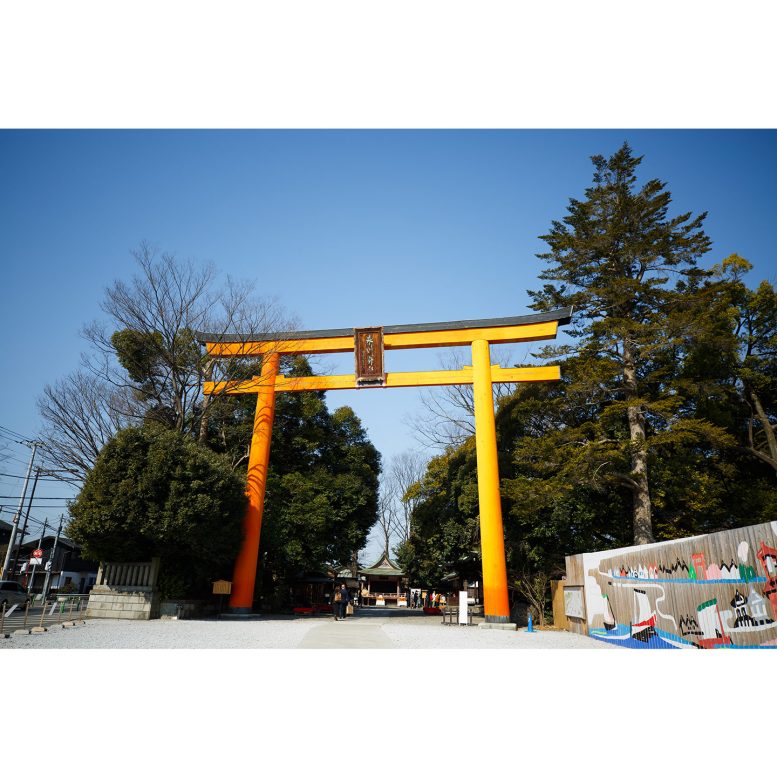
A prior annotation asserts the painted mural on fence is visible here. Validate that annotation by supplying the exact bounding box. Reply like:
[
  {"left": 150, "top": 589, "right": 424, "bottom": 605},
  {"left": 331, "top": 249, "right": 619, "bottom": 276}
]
[{"left": 573, "top": 520, "right": 777, "bottom": 649}]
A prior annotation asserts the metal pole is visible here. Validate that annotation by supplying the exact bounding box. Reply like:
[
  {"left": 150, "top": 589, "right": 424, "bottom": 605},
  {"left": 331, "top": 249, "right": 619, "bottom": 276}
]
[
  {"left": 41, "top": 515, "right": 63, "bottom": 601},
  {"left": 11, "top": 467, "right": 40, "bottom": 580},
  {"left": 1, "top": 442, "right": 37, "bottom": 580},
  {"left": 27, "top": 519, "right": 47, "bottom": 597}
]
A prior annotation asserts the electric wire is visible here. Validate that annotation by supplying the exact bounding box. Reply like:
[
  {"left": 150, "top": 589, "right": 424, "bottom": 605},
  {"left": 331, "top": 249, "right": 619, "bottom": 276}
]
[{"left": 0, "top": 425, "right": 32, "bottom": 443}]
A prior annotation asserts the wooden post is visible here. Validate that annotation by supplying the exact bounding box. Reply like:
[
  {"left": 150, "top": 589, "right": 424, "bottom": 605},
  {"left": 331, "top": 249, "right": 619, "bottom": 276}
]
[
  {"left": 229, "top": 353, "right": 280, "bottom": 612},
  {"left": 472, "top": 339, "right": 511, "bottom": 623}
]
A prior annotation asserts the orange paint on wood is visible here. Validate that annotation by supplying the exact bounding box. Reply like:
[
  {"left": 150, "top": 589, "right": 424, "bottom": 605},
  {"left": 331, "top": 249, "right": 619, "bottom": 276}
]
[{"left": 228, "top": 353, "right": 279, "bottom": 611}]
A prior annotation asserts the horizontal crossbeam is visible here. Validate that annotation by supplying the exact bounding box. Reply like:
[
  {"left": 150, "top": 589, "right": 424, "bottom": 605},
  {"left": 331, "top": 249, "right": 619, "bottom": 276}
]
[{"left": 204, "top": 365, "right": 561, "bottom": 394}]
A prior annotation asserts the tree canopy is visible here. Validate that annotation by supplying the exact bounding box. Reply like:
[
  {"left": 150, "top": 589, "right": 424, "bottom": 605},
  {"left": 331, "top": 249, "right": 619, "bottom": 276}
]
[
  {"left": 209, "top": 359, "right": 381, "bottom": 604},
  {"left": 528, "top": 142, "right": 713, "bottom": 544},
  {"left": 43, "top": 248, "right": 380, "bottom": 604},
  {"left": 400, "top": 145, "right": 777, "bottom": 618},
  {"left": 67, "top": 425, "right": 247, "bottom": 598}
]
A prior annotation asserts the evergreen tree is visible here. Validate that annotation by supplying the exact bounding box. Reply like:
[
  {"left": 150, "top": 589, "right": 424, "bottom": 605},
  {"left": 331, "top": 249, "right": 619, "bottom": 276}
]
[
  {"left": 528, "top": 143, "right": 712, "bottom": 544},
  {"left": 705, "top": 255, "right": 777, "bottom": 474},
  {"left": 67, "top": 426, "right": 246, "bottom": 598}
]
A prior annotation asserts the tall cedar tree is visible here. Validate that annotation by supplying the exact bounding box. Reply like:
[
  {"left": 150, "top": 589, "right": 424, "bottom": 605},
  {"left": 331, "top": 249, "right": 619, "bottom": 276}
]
[
  {"left": 528, "top": 144, "right": 711, "bottom": 544},
  {"left": 692, "top": 255, "right": 777, "bottom": 474}
]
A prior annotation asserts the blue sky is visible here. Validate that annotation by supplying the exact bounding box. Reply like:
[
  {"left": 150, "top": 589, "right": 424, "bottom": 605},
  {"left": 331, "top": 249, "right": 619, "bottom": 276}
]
[{"left": 1, "top": 129, "right": 776, "bottom": 548}]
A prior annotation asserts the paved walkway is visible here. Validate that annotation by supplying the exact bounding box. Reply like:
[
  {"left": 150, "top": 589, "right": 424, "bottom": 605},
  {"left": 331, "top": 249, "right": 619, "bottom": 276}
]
[
  {"left": 298, "top": 617, "right": 395, "bottom": 648},
  {"left": 1, "top": 607, "right": 617, "bottom": 649}
]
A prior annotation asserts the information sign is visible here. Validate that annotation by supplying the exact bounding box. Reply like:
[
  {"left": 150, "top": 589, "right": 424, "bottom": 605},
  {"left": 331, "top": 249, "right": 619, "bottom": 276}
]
[
  {"left": 212, "top": 580, "right": 232, "bottom": 595},
  {"left": 459, "top": 590, "right": 468, "bottom": 624}
]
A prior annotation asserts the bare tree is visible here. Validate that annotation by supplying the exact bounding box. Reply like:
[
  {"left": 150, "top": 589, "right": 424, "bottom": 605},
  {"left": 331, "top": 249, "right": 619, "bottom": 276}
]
[
  {"left": 515, "top": 570, "right": 550, "bottom": 628},
  {"left": 37, "top": 370, "right": 128, "bottom": 480},
  {"left": 406, "top": 346, "right": 515, "bottom": 449},
  {"left": 374, "top": 473, "right": 398, "bottom": 557},
  {"left": 365, "top": 449, "right": 428, "bottom": 561},
  {"left": 82, "top": 242, "right": 296, "bottom": 437},
  {"left": 387, "top": 450, "right": 427, "bottom": 546},
  {"left": 38, "top": 242, "right": 296, "bottom": 478}
]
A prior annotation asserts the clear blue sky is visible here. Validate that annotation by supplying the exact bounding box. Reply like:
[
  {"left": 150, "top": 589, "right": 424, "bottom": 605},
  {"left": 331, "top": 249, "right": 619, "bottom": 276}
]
[{"left": 1, "top": 129, "right": 776, "bottom": 545}]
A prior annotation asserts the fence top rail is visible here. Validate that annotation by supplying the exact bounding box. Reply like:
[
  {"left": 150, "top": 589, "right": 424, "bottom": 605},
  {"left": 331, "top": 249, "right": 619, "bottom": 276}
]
[{"left": 104, "top": 561, "right": 152, "bottom": 567}]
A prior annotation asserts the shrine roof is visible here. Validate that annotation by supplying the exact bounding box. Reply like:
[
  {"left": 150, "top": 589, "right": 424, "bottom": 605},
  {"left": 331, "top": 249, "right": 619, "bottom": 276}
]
[{"left": 360, "top": 551, "right": 405, "bottom": 577}]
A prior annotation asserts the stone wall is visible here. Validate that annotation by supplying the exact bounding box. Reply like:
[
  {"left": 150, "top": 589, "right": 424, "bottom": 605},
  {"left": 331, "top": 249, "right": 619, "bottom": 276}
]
[
  {"left": 85, "top": 558, "right": 161, "bottom": 620},
  {"left": 86, "top": 586, "right": 161, "bottom": 620}
]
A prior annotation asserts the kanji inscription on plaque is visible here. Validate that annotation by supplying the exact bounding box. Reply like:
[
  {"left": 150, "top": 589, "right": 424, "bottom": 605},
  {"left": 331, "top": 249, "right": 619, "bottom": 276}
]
[{"left": 354, "top": 327, "right": 385, "bottom": 386}]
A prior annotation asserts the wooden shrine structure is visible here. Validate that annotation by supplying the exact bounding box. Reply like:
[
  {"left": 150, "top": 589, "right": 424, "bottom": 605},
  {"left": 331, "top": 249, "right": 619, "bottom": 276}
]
[
  {"left": 197, "top": 307, "right": 571, "bottom": 623},
  {"left": 359, "top": 551, "right": 408, "bottom": 607}
]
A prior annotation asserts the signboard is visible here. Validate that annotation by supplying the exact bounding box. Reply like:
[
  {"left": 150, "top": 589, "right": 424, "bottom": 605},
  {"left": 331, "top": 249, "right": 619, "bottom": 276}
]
[
  {"left": 32, "top": 548, "right": 43, "bottom": 558},
  {"left": 212, "top": 580, "right": 232, "bottom": 595},
  {"left": 354, "top": 327, "right": 385, "bottom": 387},
  {"left": 28, "top": 557, "right": 42, "bottom": 566},
  {"left": 458, "top": 590, "right": 468, "bottom": 624},
  {"left": 563, "top": 586, "right": 585, "bottom": 619}
]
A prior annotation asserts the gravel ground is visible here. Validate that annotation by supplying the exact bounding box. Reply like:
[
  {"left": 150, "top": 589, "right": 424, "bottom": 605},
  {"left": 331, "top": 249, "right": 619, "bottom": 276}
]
[{"left": 0, "top": 610, "right": 617, "bottom": 649}]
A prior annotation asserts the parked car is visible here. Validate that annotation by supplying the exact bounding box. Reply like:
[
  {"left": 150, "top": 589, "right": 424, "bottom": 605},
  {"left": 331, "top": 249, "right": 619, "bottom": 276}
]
[{"left": 0, "top": 581, "right": 29, "bottom": 609}]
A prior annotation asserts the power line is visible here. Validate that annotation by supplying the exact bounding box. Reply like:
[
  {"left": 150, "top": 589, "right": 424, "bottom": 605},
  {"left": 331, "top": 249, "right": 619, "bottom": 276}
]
[
  {"left": 0, "top": 426, "right": 32, "bottom": 443},
  {"left": 0, "top": 470, "right": 77, "bottom": 481},
  {"left": 0, "top": 453, "right": 39, "bottom": 467},
  {"left": 0, "top": 495, "right": 74, "bottom": 500},
  {"left": 0, "top": 503, "right": 72, "bottom": 510}
]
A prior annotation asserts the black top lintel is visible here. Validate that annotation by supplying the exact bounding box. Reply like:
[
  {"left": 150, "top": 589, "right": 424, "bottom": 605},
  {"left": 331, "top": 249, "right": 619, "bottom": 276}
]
[{"left": 195, "top": 307, "right": 573, "bottom": 344}]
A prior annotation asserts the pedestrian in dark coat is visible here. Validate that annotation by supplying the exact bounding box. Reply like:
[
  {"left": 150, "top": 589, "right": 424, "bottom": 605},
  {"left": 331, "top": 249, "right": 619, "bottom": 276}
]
[{"left": 337, "top": 583, "right": 351, "bottom": 620}]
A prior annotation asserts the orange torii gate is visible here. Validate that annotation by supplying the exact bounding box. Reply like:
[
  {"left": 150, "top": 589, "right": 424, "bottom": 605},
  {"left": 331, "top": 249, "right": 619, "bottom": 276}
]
[{"left": 197, "top": 307, "right": 571, "bottom": 623}]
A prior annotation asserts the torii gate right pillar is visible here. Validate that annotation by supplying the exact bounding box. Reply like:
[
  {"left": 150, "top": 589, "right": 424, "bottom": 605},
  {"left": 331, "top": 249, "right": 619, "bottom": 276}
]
[{"left": 472, "top": 339, "right": 511, "bottom": 622}]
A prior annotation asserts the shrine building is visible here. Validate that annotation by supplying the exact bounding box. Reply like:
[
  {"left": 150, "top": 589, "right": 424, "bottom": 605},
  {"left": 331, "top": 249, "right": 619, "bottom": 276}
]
[{"left": 359, "top": 552, "right": 409, "bottom": 607}]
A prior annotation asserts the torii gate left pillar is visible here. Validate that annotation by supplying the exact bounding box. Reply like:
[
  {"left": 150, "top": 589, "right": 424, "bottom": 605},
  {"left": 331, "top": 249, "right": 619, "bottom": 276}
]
[
  {"left": 229, "top": 352, "right": 279, "bottom": 612},
  {"left": 199, "top": 308, "right": 571, "bottom": 620}
]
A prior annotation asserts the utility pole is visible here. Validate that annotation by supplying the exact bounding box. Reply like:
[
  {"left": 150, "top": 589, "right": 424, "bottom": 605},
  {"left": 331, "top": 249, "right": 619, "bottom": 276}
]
[
  {"left": 27, "top": 518, "right": 47, "bottom": 597},
  {"left": 11, "top": 467, "right": 40, "bottom": 581},
  {"left": 1, "top": 441, "right": 37, "bottom": 580},
  {"left": 41, "top": 515, "right": 63, "bottom": 601}
]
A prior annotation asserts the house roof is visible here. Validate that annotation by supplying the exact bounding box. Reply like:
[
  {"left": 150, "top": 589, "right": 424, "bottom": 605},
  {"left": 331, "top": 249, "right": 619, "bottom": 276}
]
[
  {"left": 20, "top": 535, "right": 78, "bottom": 550},
  {"left": 360, "top": 551, "right": 405, "bottom": 577}
]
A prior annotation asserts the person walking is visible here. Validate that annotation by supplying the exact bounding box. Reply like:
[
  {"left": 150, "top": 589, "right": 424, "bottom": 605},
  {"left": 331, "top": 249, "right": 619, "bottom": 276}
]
[
  {"left": 336, "top": 583, "right": 350, "bottom": 620},
  {"left": 333, "top": 584, "right": 343, "bottom": 621}
]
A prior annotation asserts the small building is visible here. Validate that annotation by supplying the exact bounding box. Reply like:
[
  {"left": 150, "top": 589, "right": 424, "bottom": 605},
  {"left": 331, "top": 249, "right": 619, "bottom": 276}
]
[
  {"left": 0, "top": 517, "right": 13, "bottom": 547},
  {"left": 15, "top": 536, "right": 98, "bottom": 595},
  {"left": 290, "top": 566, "right": 360, "bottom": 610},
  {"left": 359, "top": 552, "right": 408, "bottom": 607}
]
